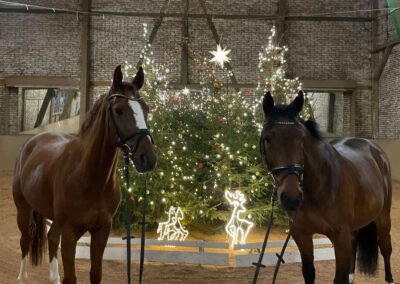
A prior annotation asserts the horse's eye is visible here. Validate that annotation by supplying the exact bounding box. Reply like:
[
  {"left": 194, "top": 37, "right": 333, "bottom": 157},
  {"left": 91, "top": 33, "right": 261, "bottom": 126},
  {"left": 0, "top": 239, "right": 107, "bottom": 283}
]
[
  {"left": 115, "top": 108, "right": 123, "bottom": 115},
  {"left": 264, "top": 137, "right": 270, "bottom": 144}
]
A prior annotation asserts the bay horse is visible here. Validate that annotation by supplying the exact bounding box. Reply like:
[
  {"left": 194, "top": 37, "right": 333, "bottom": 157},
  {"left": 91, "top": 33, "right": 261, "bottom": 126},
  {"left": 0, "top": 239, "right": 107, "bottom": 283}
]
[
  {"left": 13, "top": 65, "right": 156, "bottom": 284},
  {"left": 259, "top": 91, "right": 394, "bottom": 284}
]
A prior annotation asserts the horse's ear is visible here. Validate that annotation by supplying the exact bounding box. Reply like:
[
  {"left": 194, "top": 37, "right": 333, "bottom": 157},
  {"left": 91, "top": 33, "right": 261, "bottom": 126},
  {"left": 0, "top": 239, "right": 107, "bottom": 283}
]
[
  {"left": 132, "top": 66, "right": 144, "bottom": 90},
  {"left": 289, "top": 90, "right": 304, "bottom": 115},
  {"left": 263, "top": 91, "right": 274, "bottom": 117},
  {"left": 112, "top": 65, "right": 123, "bottom": 89}
]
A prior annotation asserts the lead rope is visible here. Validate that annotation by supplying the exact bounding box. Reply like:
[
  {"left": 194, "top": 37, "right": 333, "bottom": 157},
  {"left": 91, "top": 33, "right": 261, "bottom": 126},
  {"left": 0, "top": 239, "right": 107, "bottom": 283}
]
[
  {"left": 271, "top": 225, "right": 292, "bottom": 284},
  {"left": 252, "top": 186, "right": 277, "bottom": 284},
  {"left": 139, "top": 174, "right": 148, "bottom": 284},
  {"left": 123, "top": 154, "right": 132, "bottom": 284}
]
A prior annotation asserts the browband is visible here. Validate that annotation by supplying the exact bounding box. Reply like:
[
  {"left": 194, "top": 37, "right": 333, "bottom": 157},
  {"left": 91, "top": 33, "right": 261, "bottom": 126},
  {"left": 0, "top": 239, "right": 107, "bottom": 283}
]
[{"left": 108, "top": 94, "right": 143, "bottom": 101}]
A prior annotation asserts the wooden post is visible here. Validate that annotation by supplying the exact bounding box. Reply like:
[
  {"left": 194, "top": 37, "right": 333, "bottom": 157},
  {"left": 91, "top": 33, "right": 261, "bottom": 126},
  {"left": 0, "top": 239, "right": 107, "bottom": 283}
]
[
  {"left": 34, "top": 88, "right": 55, "bottom": 128},
  {"left": 79, "top": 0, "right": 91, "bottom": 126},
  {"left": 60, "top": 91, "right": 76, "bottom": 120}
]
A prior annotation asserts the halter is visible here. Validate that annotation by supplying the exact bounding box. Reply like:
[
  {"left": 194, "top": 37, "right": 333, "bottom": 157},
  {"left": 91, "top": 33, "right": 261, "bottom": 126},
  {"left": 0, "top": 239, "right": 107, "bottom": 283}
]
[
  {"left": 260, "top": 121, "right": 304, "bottom": 186},
  {"left": 107, "top": 94, "right": 154, "bottom": 155}
]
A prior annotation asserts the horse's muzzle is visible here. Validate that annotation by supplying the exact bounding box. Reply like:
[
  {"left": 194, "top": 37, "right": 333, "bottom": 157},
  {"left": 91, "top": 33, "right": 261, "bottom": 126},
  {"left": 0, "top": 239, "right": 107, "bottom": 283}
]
[
  {"left": 133, "top": 148, "right": 157, "bottom": 173},
  {"left": 278, "top": 174, "right": 303, "bottom": 211},
  {"left": 280, "top": 191, "right": 303, "bottom": 211}
]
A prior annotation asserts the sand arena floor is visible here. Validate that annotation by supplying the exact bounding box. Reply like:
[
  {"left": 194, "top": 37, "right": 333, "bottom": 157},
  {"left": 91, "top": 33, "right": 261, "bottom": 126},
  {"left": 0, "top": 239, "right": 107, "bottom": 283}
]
[{"left": 0, "top": 175, "right": 399, "bottom": 283}]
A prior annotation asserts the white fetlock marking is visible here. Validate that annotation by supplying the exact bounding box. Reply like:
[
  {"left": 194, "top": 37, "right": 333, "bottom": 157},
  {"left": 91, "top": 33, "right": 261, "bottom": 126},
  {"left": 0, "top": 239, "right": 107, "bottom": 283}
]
[
  {"left": 17, "top": 256, "right": 28, "bottom": 284},
  {"left": 49, "top": 257, "right": 61, "bottom": 284},
  {"left": 348, "top": 273, "right": 354, "bottom": 283},
  {"left": 385, "top": 282, "right": 395, "bottom": 284}
]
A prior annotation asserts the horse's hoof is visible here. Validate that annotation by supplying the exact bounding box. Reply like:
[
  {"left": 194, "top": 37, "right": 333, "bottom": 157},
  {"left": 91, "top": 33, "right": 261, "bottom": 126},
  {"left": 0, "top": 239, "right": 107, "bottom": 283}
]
[
  {"left": 18, "top": 273, "right": 27, "bottom": 284},
  {"left": 50, "top": 277, "right": 61, "bottom": 284},
  {"left": 348, "top": 273, "right": 354, "bottom": 283}
]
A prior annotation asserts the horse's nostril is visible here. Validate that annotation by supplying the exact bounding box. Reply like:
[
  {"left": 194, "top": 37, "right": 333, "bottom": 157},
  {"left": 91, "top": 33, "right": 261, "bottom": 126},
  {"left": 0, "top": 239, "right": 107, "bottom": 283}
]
[
  {"left": 140, "top": 154, "right": 147, "bottom": 165},
  {"left": 280, "top": 192, "right": 302, "bottom": 211},
  {"left": 280, "top": 192, "right": 289, "bottom": 204}
]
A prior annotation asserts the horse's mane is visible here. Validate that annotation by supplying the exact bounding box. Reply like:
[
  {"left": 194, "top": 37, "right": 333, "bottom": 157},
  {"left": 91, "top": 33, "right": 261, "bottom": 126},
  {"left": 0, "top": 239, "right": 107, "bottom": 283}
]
[
  {"left": 267, "top": 104, "right": 324, "bottom": 141},
  {"left": 78, "top": 94, "right": 107, "bottom": 136}
]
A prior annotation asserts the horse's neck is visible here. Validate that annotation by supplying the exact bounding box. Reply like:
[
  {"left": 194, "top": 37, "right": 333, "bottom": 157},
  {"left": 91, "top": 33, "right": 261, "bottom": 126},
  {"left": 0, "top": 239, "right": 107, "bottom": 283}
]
[
  {"left": 79, "top": 104, "right": 118, "bottom": 184},
  {"left": 303, "top": 137, "right": 340, "bottom": 202}
]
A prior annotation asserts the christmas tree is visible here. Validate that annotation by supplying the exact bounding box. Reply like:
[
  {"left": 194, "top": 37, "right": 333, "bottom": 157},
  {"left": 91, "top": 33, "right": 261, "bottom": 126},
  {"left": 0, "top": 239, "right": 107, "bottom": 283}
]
[
  {"left": 114, "top": 25, "right": 312, "bottom": 233},
  {"left": 256, "top": 26, "right": 314, "bottom": 120}
]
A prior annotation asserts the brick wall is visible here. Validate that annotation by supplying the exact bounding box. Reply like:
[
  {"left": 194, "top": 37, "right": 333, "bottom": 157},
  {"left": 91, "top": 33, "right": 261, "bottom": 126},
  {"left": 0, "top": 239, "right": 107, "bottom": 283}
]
[
  {"left": 0, "top": 0, "right": 81, "bottom": 134},
  {"left": 379, "top": 45, "right": 400, "bottom": 138},
  {"left": 1, "top": 0, "right": 399, "bottom": 138},
  {"left": 376, "top": 0, "right": 400, "bottom": 139}
]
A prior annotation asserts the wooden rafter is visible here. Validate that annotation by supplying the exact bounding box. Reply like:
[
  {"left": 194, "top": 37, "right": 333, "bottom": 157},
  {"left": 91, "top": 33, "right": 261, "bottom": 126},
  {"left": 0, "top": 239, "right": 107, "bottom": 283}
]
[
  {"left": 180, "top": 0, "right": 189, "bottom": 84},
  {"left": 136, "top": 0, "right": 170, "bottom": 69},
  {"left": 79, "top": 0, "right": 91, "bottom": 125},
  {"left": 276, "top": 0, "right": 288, "bottom": 44},
  {"left": 199, "top": 0, "right": 239, "bottom": 92},
  {"left": 0, "top": 8, "right": 372, "bottom": 22},
  {"left": 34, "top": 88, "right": 56, "bottom": 128}
]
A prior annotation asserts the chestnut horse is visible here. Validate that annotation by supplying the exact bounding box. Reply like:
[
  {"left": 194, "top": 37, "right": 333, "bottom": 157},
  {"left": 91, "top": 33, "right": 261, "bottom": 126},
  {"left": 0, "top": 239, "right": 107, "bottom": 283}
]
[
  {"left": 13, "top": 65, "right": 156, "bottom": 284},
  {"left": 259, "top": 91, "right": 393, "bottom": 284}
]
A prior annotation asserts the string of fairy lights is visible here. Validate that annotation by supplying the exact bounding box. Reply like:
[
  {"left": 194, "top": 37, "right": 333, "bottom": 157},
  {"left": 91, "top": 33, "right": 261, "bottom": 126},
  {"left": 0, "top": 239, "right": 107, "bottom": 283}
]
[
  {"left": 0, "top": 0, "right": 399, "bottom": 19},
  {"left": 113, "top": 23, "right": 302, "bottom": 235}
]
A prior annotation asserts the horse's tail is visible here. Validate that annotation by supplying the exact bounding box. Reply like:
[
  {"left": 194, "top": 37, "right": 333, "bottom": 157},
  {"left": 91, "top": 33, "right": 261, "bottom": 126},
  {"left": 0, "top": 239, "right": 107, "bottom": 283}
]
[
  {"left": 356, "top": 222, "right": 378, "bottom": 275},
  {"left": 30, "top": 211, "right": 47, "bottom": 266}
]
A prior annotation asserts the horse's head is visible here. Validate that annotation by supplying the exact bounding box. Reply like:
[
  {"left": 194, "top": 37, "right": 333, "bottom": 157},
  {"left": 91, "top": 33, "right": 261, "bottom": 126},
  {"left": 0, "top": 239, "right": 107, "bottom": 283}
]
[
  {"left": 260, "top": 91, "right": 306, "bottom": 211},
  {"left": 107, "top": 65, "right": 156, "bottom": 172}
]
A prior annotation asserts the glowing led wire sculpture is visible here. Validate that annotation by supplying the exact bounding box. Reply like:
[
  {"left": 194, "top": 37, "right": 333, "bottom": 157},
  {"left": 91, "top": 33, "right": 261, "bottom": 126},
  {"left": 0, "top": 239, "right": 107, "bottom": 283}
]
[
  {"left": 157, "top": 206, "right": 189, "bottom": 241},
  {"left": 225, "top": 190, "right": 254, "bottom": 248}
]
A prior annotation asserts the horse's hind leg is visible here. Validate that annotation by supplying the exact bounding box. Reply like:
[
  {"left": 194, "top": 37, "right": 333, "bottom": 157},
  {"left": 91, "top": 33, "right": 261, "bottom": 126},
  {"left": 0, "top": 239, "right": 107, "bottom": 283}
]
[
  {"left": 376, "top": 213, "right": 394, "bottom": 284},
  {"left": 15, "top": 199, "right": 32, "bottom": 284}
]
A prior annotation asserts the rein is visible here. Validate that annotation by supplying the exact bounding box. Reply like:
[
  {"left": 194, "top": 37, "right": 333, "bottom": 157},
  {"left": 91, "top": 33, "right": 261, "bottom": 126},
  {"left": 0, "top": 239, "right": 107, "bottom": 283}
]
[
  {"left": 122, "top": 153, "right": 149, "bottom": 284},
  {"left": 112, "top": 93, "right": 152, "bottom": 284}
]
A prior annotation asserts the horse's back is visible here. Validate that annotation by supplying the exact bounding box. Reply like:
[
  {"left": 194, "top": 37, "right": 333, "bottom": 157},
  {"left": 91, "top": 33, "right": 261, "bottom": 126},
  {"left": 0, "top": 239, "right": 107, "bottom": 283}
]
[
  {"left": 13, "top": 132, "right": 75, "bottom": 217},
  {"left": 331, "top": 137, "right": 391, "bottom": 226},
  {"left": 331, "top": 137, "right": 390, "bottom": 179}
]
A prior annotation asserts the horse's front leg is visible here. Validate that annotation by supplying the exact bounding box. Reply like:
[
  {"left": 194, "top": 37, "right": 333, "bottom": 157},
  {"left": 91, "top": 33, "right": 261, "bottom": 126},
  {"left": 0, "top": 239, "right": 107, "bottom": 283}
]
[
  {"left": 89, "top": 221, "right": 111, "bottom": 284},
  {"left": 332, "top": 229, "right": 352, "bottom": 284},
  {"left": 291, "top": 230, "right": 315, "bottom": 284},
  {"left": 61, "top": 226, "right": 84, "bottom": 284}
]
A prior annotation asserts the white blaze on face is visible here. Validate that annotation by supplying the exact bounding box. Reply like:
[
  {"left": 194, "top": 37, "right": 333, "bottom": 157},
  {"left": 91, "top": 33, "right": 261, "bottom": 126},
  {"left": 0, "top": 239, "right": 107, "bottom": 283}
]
[
  {"left": 128, "top": 100, "right": 147, "bottom": 129},
  {"left": 49, "top": 257, "right": 60, "bottom": 284},
  {"left": 128, "top": 100, "right": 152, "bottom": 143},
  {"left": 18, "top": 256, "right": 28, "bottom": 283}
]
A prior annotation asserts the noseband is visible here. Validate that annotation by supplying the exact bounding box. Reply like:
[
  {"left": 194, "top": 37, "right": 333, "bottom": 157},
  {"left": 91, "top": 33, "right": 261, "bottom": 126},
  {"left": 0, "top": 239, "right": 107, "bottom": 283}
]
[
  {"left": 107, "top": 94, "right": 154, "bottom": 155},
  {"left": 260, "top": 121, "right": 304, "bottom": 186}
]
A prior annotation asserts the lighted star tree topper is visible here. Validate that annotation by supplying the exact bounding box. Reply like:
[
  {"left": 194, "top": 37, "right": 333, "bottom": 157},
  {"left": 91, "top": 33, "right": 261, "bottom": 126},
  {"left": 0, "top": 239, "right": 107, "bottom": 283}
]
[
  {"left": 209, "top": 44, "right": 231, "bottom": 68},
  {"left": 225, "top": 190, "right": 254, "bottom": 248},
  {"left": 157, "top": 206, "right": 189, "bottom": 241}
]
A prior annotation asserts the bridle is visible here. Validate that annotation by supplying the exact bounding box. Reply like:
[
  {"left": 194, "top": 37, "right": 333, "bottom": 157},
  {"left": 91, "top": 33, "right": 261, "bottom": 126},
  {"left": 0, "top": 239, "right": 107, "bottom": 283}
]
[
  {"left": 260, "top": 121, "right": 304, "bottom": 186},
  {"left": 107, "top": 93, "right": 154, "bottom": 155}
]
